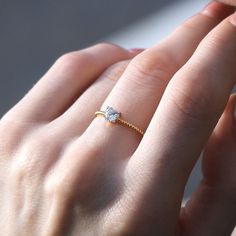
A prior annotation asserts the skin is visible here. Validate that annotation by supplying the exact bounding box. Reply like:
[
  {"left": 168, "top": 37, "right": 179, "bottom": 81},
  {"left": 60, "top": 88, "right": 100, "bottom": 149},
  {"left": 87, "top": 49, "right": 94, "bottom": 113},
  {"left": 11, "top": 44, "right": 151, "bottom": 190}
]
[
  {"left": 217, "top": 0, "right": 236, "bottom": 6},
  {"left": 0, "top": 1, "right": 236, "bottom": 236}
]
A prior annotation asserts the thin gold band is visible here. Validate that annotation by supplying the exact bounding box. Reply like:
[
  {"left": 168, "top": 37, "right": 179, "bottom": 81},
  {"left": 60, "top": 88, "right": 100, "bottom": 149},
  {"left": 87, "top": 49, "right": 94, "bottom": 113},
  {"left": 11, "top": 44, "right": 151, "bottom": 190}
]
[{"left": 95, "top": 111, "right": 144, "bottom": 136}]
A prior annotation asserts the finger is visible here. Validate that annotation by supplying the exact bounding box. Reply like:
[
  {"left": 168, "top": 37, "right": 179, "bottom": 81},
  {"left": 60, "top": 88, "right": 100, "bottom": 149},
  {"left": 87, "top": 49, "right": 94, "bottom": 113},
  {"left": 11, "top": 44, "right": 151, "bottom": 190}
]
[
  {"left": 178, "top": 94, "right": 236, "bottom": 236},
  {"left": 3, "top": 43, "right": 135, "bottom": 123},
  {"left": 50, "top": 60, "right": 131, "bottom": 136},
  {"left": 127, "top": 11, "right": 236, "bottom": 232},
  {"left": 89, "top": 3, "right": 233, "bottom": 156}
]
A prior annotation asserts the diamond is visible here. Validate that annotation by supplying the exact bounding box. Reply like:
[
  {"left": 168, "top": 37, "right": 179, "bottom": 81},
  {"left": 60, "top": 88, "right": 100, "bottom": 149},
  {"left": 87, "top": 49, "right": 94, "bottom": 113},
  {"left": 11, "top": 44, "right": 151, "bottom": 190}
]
[{"left": 105, "top": 106, "right": 120, "bottom": 123}]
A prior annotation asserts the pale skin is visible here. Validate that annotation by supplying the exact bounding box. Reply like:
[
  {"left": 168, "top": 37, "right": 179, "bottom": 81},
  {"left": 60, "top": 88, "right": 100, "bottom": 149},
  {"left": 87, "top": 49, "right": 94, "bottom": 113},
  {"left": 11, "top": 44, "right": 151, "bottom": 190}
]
[
  {"left": 218, "top": 0, "right": 236, "bottom": 6},
  {"left": 0, "top": 1, "right": 236, "bottom": 236}
]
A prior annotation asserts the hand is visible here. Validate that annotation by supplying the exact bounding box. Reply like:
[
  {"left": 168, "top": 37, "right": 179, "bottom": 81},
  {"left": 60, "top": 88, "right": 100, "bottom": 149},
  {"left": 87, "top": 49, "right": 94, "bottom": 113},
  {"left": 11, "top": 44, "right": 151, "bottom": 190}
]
[
  {"left": 217, "top": 0, "right": 236, "bottom": 6},
  {"left": 0, "top": 2, "right": 236, "bottom": 235}
]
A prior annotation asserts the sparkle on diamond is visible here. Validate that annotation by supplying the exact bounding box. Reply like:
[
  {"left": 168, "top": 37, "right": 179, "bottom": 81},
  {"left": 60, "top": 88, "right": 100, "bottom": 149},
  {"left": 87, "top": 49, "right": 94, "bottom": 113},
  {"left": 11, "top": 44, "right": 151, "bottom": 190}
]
[{"left": 105, "top": 106, "right": 120, "bottom": 123}]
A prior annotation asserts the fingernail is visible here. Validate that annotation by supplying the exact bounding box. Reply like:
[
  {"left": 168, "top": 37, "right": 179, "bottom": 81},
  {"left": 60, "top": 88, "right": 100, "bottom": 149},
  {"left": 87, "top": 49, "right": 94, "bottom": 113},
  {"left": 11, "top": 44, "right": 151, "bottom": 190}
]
[
  {"left": 229, "top": 11, "right": 236, "bottom": 26},
  {"left": 201, "top": 1, "right": 233, "bottom": 18},
  {"left": 202, "top": 1, "right": 220, "bottom": 17},
  {"left": 128, "top": 48, "right": 145, "bottom": 55}
]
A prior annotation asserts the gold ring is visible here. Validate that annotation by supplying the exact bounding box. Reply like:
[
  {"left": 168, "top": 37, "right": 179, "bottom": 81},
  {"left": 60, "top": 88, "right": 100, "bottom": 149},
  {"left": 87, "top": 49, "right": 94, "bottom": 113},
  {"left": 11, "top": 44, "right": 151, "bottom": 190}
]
[{"left": 95, "top": 106, "right": 144, "bottom": 136}]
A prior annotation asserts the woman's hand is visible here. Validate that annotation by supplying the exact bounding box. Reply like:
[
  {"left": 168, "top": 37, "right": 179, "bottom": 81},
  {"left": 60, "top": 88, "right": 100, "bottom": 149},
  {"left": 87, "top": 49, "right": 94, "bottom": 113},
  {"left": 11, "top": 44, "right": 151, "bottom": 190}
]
[{"left": 0, "top": 2, "right": 236, "bottom": 235}]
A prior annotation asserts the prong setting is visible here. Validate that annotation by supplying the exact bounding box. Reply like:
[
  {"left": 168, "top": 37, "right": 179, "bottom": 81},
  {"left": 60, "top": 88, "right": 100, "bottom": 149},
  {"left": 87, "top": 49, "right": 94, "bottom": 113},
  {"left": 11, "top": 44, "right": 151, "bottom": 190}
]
[{"left": 104, "top": 106, "right": 120, "bottom": 123}]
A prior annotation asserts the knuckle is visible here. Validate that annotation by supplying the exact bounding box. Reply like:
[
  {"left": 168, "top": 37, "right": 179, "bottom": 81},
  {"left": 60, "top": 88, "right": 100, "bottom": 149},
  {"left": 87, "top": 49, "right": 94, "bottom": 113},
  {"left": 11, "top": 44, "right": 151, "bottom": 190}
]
[
  {"left": 10, "top": 158, "right": 35, "bottom": 187},
  {"left": 25, "top": 133, "right": 51, "bottom": 157},
  {"left": 56, "top": 50, "right": 92, "bottom": 69},
  {"left": 12, "top": 162, "right": 31, "bottom": 183},
  {"left": 102, "top": 60, "right": 130, "bottom": 82},
  {"left": 178, "top": 16, "right": 202, "bottom": 33},
  {"left": 45, "top": 140, "right": 103, "bottom": 201},
  {"left": 129, "top": 50, "right": 177, "bottom": 86},
  {"left": 169, "top": 80, "right": 214, "bottom": 123},
  {"left": 54, "top": 43, "right": 127, "bottom": 76},
  {"left": 44, "top": 174, "right": 73, "bottom": 223},
  {"left": 0, "top": 118, "right": 32, "bottom": 156},
  {"left": 10, "top": 133, "right": 52, "bottom": 183},
  {"left": 44, "top": 172, "right": 71, "bottom": 201},
  {"left": 95, "top": 42, "right": 125, "bottom": 53},
  {"left": 0, "top": 110, "right": 21, "bottom": 126}
]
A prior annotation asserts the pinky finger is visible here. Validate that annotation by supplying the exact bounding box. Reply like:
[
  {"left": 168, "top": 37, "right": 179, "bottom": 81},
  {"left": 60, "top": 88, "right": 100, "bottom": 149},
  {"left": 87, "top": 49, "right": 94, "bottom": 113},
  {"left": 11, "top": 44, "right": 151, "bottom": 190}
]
[
  {"left": 2, "top": 43, "right": 134, "bottom": 123},
  {"left": 178, "top": 94, "right": 236, "bottom": 236}
]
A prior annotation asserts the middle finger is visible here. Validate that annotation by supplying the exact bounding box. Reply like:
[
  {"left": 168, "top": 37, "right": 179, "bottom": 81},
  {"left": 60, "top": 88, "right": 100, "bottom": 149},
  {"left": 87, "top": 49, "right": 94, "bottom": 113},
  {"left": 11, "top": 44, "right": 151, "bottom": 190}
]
[{"left": 89, "top": 2, "right": 233, "bottom": 153}]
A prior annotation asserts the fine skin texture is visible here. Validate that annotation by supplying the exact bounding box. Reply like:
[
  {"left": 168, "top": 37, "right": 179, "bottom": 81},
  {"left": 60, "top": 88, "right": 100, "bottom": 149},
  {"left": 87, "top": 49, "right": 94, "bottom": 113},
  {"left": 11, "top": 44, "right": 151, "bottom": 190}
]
[{"left": 0, "top": 2, "right": 236, "bottom": 236}]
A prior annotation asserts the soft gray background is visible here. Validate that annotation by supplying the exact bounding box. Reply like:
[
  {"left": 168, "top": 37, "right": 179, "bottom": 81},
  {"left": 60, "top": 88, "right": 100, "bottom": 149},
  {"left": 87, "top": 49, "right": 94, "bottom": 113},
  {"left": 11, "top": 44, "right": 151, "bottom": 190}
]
[{"left": 0, "top": 0, "right": 177, "bottom": 116}]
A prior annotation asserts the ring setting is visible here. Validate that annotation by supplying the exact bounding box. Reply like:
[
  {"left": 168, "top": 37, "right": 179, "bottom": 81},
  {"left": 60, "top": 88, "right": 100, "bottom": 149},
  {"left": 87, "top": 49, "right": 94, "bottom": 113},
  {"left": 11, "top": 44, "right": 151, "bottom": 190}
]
[
  {"left": 104, "top": 106, "right": 121, "bottom": 123},
  {"left": 95, "top": 106, "right": 144, "bottom": 136}
]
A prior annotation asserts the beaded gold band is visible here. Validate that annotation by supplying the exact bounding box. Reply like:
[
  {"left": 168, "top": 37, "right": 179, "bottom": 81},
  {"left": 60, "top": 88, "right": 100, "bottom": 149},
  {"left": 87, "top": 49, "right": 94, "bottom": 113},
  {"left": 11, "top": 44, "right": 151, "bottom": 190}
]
[{"left": 95, "top": 106, "right": 144, "bottom": 136}]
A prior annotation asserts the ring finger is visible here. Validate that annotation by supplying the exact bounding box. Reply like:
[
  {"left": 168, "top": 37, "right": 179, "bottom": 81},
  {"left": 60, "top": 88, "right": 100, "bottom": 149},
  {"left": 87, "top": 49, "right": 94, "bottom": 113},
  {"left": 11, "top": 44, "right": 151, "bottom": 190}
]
[
  {"left": 87, "top": 2, "right": 234, "bottom": 155},
  {"left": 50, "top": 59, "right": 132, "bottom": 137}
]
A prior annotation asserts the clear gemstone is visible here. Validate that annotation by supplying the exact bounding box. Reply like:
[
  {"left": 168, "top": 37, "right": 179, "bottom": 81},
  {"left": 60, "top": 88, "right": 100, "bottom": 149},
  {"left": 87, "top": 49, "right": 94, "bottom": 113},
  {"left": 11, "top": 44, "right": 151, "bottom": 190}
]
[{"left": 105, "top": 106, "right": 120, "bottom": 123}]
